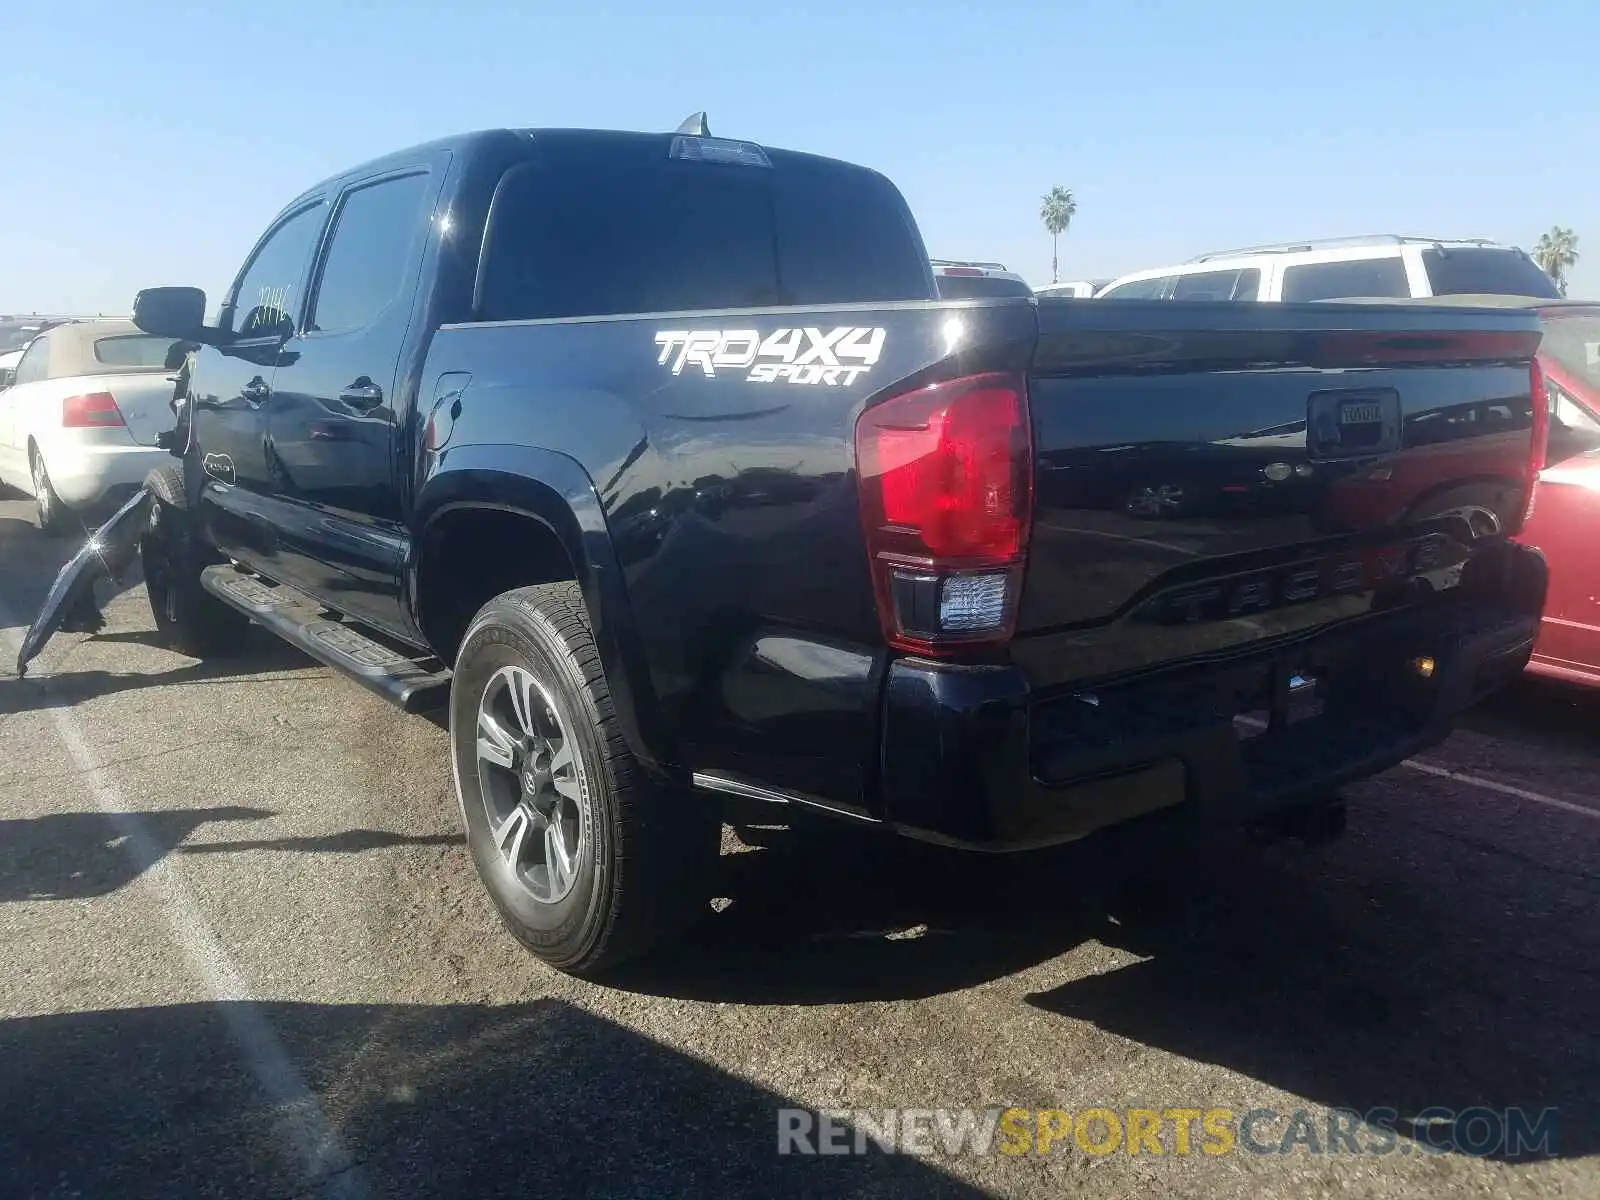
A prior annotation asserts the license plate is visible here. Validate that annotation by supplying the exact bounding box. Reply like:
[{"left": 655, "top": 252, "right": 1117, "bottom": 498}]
[{"left": 1340, "top": 401, "right": 1383, "bottom": 425}]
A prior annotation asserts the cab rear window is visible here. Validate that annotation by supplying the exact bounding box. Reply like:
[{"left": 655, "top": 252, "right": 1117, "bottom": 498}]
[{"left": 475, "top": 140, "right": 934, "bottom": 321}]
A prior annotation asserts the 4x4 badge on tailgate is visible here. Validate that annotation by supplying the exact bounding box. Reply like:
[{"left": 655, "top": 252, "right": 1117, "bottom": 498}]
[{"left": 654, "top": 326, "right": 885, "bottom": 386}]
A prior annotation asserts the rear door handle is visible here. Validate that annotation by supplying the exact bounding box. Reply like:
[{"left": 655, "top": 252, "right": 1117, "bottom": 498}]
[
  {"left": 241, "top": 377, "right": 270, "bottom": 407},
  {"left": 339, "top": 380, "right": 384, "bottom": 410}
]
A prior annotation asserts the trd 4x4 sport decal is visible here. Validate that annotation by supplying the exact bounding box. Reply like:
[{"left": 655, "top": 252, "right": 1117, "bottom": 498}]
[{"left": 654, "top": 327, "right": 885, "bottom": 386}]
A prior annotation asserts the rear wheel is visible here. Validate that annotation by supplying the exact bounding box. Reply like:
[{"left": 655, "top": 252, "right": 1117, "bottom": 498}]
[
  {"left": 450, "top": 582, "right": 718, "bottom": 977},
  {"left": 29, "top": 446, "right": 68, "bottom": 535},
  {"left": 140, "top": 464, "right": 250, "bottom": 658}
]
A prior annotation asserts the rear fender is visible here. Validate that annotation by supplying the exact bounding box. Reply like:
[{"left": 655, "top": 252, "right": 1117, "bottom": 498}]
[{"left": 410, "top": 444, "right": 672, "bottom": 773}]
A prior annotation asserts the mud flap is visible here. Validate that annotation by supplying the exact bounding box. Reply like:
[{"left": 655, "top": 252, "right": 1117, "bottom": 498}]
[{"left": 15, "top": 487, "right": 154, "bottom": 677}]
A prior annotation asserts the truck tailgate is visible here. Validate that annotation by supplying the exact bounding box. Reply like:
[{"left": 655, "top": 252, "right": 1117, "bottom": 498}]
[{"left": 1017, "top": 300, "right": 1543, "bottom": 684}]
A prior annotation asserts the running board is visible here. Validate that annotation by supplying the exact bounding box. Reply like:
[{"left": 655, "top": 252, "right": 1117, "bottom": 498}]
[{"left": 200, "top": 566, "right": 452, "bottom": 712}]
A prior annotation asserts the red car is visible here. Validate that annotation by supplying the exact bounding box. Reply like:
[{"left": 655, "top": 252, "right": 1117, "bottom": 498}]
[
  {"left": 1377, "top": 297, "right": 1600, "bottom": 685},
  {"left": 1520, "top": 302, "right": 1600, "bottom": 686}
]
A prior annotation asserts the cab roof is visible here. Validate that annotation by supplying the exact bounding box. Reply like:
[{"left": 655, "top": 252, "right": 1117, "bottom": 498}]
[{"left": 280, "top": 127, "right": 883, "bottom": 217}]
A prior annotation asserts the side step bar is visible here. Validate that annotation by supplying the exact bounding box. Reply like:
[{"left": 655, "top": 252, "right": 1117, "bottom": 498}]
[{"left": 200, "top": 565, "right": 452, "bottom": 713}]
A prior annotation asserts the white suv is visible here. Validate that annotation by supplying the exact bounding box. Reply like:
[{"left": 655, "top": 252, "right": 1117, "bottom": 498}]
[
  {"left": 1096, "top": 236, "right": 1562, "bottom": 303},
  {"left": 930, "top": 259, "right": 1034, "bottom": 299},
  {"left": 1035, "top": 278, "right": 1114, "bottom": 299}
]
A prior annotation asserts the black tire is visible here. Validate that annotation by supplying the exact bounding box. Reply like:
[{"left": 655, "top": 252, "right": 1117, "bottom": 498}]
[
  {"left": 29, "top": 445, "right": 69, "bottom": 535},
  {"left": 140, "top": 464, "right": 250, "bottom": 658},
  {"left": 450, "top": 582, "right": 717, "bottom": 977}
]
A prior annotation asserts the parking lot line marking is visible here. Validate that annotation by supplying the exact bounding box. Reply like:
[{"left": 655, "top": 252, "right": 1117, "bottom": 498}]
[
  {"left": 1400, "top": 758, "right": 1600, "bottom": 820},
  {"left": 1, "top": 624, "right": 370, "bottom": 1200},
  {"left": 1231, "top": 713, "right": 1595, "bottom": 819}
]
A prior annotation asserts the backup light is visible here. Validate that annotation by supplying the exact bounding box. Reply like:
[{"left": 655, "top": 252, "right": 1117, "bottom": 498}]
[{"left": 855, "top": 372, "right": 1033, "bottom": 656}]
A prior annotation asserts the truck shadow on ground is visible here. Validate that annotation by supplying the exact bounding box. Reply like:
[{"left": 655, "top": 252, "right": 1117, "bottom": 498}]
[
  {"left": 618, "top": 822, "right": 1207, "bottom": 1004},
  {"left": 0, "top": 805, "right": 464, "bottom": 903},
  {"left": 0, "top": 514, "right": 132, "bottom": 617},
  {"left": 1021, "top": 827, "right": 1598, "bottom": 1161},
  {"left": 0, "top": 806, "right": 272, "bottom": 901},
  {"left": 0, "top": 632, "right": 316, "bottom": 715},
  {"left": 1460, "top": 674, "right": 1600, "bottom": 757},
  {"left": 0, "top": 998, "right": 981, "bottom": 1199},
  {"left": 621, "top": 807, "right": 1597, "bottom": 1162}
]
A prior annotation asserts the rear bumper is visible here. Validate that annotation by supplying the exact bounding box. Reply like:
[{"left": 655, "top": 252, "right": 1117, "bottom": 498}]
[
  {"left": 37, "top": 439, "right": 167, "bottom": 509},
  {"left": 879, "top": 545, "right": 1546, "bottom": 851}
]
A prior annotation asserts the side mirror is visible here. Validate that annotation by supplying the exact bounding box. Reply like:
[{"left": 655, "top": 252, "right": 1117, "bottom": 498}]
[
  {"left": 133, "top": 286, "right": 208, "bottom": 340},
  {"left": 0, "top": 367, "right": 13, "bottom": 390}
]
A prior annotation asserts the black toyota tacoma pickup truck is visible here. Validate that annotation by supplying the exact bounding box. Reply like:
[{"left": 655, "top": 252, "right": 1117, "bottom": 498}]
[{"left": 50, "top": 121, "right": 1548, "bottom": 975}]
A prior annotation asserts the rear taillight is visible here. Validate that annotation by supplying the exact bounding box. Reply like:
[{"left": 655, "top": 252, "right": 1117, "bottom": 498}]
[
  {"left": 855, "top": 372, "right": 1032, "bottom": 656},
  {"left": 1521, "top": 358, "right": 1549, "bottom": 529},
  {"left": 62, "top": 392, "right": 124, "bottom": 428}
]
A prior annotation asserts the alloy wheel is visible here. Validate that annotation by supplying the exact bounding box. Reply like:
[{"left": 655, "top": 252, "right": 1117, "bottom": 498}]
[
  {"left": 31, "top": 456, "right": 52, "bottom": 525},
  {"left": 474, "top": 664, "right": 587, "bottom": 904}
]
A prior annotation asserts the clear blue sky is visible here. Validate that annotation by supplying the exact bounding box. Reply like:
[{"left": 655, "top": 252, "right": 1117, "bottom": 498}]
[{"left": 1, "top": 0, "right": 1592, "bottom": 313}]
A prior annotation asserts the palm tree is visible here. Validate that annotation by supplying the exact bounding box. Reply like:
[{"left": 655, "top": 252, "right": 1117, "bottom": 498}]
[
  {"left": 1039, "top": 186, "right": 1077, "bottom": 284},
  {"left": 1533, "top": 226, "right": 1580, "bottom": 295}
]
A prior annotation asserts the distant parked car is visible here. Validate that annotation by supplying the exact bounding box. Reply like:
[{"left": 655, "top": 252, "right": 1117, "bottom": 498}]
[
  {"left": 1096, "top": 235, "right": 1562, "bottom": 302},
  {"left": 0, "top": 317, "right": 71, "bottom": 354},
  {"left": 930, "top": 259, "right": 1034, "bottom": 298},
  {"left": 0, "top": 319, "right": 181, "bottom": 531}
]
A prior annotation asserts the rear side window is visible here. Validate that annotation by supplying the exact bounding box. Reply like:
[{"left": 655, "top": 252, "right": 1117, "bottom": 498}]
[
  {"left": 935, "top": 275, "right": 1034, "bottom": 299},
  {"left": 1539, "top": 314, "right": 1600, "bottom": 389},
  {"left": 1281, "top": 257, "right": 1409, "bottom": 302},
  {"left": 1170, "top": 268, "right": 1261, "bottom": 301},
  {"left": 1100, "top": 276, "right": 1170, "bottom": 300},
  {"left": 475, "top": 144, "right": 932, "bottom": 321},
  {"left": 1548, "top": 380, "right": 1600, "bottom": 434},
  {"left": 1422, "top": 248, "right": 1561, "bottom": 299},
  {"left": 11, "top": 335, "right": 49, "bottom": 385},
  {"left": 93, "top": 334, "right": 178, "bottom": 368},
  {"left": 311, "top": 173, "right": 434, "bottom": 333}
]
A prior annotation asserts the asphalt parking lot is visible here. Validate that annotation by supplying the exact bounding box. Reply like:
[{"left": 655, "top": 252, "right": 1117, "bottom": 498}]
[{"left": 0, "top": 496, "right": 1595, "bottom": 1199}]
